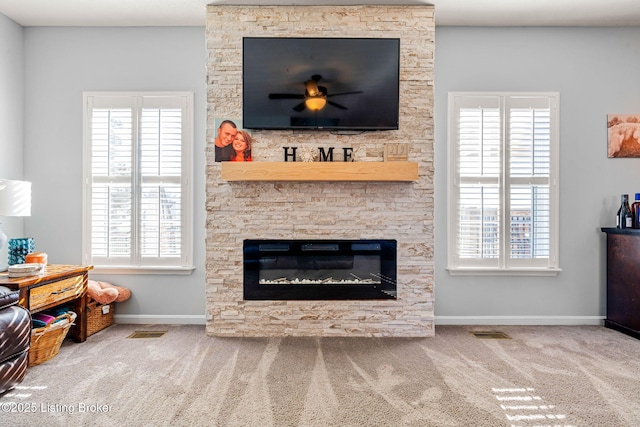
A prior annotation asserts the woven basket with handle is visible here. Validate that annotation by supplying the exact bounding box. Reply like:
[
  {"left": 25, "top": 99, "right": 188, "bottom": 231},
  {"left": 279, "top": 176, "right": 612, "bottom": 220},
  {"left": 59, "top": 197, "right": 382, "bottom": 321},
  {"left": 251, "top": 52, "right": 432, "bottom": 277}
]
[
  {"left": 28, "top": 311, "right": 76, "bottom": 367},
  {"left": 87, "top": 299, "right": 114, "bottom": 336}
]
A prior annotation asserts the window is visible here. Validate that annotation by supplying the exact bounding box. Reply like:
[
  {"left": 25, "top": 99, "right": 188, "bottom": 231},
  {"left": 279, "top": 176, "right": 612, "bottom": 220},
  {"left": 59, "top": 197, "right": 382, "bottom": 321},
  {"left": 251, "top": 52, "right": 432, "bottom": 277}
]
[
  {"left": 82, "top": 92, "right": 194, "bottom": 274},
  {"left": 447, "top": 93, "right": 560, "bottom": 276}
]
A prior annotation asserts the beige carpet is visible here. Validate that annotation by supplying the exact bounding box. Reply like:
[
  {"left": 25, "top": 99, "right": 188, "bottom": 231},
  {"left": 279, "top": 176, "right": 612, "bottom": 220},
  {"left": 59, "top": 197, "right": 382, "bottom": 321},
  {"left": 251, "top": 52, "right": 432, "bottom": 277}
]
[{"left": 2, "top": 324, "right": 639, "bottom": 426}]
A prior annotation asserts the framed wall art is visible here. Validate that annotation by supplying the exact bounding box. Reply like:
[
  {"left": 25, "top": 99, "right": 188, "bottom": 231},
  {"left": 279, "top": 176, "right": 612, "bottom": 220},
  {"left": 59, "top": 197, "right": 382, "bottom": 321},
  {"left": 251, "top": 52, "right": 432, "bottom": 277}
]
[
  {"left": 608, "top": 114, "right": 640, "bottom": 158},
  {"left": 213, "top": 118, "right": 252, "bottom": 162}
]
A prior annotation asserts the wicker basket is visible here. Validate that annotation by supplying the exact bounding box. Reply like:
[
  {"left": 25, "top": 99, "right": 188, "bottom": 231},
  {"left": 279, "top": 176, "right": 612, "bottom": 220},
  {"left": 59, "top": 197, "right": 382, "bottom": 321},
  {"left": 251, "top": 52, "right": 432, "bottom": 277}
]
[
  {"left": 29, "top": 311, "right": 76, "bottom": 367},
  {"left": 86, "top": 299, "right": 114, "bottom": 337}
]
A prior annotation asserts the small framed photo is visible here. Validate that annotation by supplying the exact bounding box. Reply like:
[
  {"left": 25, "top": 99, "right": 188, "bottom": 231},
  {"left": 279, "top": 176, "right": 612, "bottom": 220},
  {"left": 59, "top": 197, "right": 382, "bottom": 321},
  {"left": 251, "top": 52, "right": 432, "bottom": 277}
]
[
  {"left": 214, "top": 118, "right": 253, "bottom": 162},
  {"left": 383, "top": 143, "right": 409, "bottom": 161}
]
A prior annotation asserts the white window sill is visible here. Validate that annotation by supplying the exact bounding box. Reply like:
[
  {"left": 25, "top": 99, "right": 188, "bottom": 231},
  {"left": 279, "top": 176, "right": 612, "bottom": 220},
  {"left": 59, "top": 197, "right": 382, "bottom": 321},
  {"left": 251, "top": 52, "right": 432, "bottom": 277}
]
[
  {"left": 90, "top": 266, "right": 196, "bottom": 275},
  {"left": 446, "top": 267, "right": 561, "bottom": 277}
]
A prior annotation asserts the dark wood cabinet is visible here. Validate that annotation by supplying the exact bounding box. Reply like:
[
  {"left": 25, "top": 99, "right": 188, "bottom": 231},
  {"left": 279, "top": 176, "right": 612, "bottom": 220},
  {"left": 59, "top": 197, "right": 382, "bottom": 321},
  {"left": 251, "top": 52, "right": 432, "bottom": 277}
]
[{"left": 601, "top": 228, "right": 640, "bottom": 339}]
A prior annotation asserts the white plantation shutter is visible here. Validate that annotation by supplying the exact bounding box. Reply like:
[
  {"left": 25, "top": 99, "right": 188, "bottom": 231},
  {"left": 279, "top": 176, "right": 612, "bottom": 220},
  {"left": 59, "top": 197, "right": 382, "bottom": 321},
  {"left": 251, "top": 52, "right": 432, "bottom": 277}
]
[
  {"left": 139, "top": 106, "right": 183, "bottom": 259},
  {"left": 83, "top": 93, "right": 193, "bottom": 272},
  {"left": 448, "top": 93, "right": 559, "bottom": 275}
]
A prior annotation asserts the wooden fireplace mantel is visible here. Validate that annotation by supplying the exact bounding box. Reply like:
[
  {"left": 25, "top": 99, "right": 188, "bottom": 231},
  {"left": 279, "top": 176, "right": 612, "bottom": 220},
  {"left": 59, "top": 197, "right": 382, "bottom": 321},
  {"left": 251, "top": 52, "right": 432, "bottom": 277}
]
[{"left": 220, "top": 161, "right": 419, "bottom": 182}]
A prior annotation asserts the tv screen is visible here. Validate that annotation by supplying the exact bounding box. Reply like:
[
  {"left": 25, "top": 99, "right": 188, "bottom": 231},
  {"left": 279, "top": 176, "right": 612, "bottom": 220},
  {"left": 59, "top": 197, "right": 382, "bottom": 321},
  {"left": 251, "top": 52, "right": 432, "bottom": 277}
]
[{"left": 242, "top": 37, "right": 400, "bottom": 131}]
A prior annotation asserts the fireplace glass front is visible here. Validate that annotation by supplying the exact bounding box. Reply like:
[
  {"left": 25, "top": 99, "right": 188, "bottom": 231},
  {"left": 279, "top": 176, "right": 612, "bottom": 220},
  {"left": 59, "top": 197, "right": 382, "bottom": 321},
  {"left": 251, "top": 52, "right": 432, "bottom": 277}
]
[{"left": 243, "top": 239, "right": 397, "bottom": 300}]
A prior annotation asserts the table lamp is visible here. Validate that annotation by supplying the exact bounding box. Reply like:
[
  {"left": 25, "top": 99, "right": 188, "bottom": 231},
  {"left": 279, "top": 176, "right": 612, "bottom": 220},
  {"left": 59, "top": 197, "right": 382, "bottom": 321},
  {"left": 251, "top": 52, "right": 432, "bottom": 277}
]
[{"left": 0, "top": 179, "right": 32, "bottom": 272}]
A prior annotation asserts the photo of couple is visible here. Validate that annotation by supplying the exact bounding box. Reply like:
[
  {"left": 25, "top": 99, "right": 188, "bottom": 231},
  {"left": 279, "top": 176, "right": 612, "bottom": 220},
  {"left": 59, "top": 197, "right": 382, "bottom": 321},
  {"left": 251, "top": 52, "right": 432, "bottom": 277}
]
[{"left": 214, "top": 119, "right": 253, "bottom": 162}]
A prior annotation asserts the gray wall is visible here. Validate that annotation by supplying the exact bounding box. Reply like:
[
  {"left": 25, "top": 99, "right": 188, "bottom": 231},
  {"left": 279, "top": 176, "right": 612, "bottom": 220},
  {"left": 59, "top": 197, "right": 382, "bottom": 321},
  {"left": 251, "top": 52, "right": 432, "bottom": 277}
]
[
  {"left": 434, "top": 27, "right": 640, "bottom": 324},
  {"left": 8, "top": 22, "right": 640, "bottom": 324},
  {"left": 0, "top": 15, "right": 25, "bottom": 267},
  {"left": 23, "top": 27, "right": 207, "bottom": 323}
]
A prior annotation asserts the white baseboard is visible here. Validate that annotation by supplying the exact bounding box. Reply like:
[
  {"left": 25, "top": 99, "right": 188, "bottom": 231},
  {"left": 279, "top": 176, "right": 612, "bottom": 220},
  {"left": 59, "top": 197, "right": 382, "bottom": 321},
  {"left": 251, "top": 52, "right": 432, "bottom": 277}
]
[
  {"left": 114, "top": 314, "right": 206, "bottom": 325},
  {"left": 112, "top": 314, "right": 605, "bottom": 327},
  {"left": 435, "top": 316, "right": 605, "bottom": 326}
]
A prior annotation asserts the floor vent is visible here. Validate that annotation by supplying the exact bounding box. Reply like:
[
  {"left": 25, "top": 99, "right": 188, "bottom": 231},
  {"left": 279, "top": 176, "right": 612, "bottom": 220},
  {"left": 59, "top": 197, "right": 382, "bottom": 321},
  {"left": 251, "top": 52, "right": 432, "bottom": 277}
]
[
  {"left": 471, "top": 331, "right": 511, "bottom": 339},
  {"left": 127, "top": 331, "right": 167, "bottom": 339}
]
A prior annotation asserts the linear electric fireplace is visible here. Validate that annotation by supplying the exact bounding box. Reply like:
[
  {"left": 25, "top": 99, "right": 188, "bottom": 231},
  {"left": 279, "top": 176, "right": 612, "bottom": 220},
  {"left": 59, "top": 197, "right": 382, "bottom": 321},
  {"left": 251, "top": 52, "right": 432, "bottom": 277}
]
[{"left": 243, "top": 239, "right": 397, "bottom": 300}]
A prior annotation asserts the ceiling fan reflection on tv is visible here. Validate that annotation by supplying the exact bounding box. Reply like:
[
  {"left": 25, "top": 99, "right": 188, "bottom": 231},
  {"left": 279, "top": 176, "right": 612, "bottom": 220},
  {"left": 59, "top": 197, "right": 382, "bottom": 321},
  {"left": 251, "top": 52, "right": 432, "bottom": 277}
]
[{"left": 267, "top": 74, "right": 363, "bottom": 112}]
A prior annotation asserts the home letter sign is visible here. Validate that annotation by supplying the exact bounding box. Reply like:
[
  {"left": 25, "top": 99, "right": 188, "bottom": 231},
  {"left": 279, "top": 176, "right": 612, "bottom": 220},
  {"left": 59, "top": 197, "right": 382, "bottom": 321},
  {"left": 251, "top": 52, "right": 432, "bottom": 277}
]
[{"left": 283, "top": 146, "right": 355, "bottom": 162}]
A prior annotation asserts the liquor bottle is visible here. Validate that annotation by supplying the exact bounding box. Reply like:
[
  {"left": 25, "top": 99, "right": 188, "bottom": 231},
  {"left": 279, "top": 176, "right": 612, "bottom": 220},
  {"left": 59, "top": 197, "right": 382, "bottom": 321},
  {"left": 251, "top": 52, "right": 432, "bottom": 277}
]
[
  {"left": 633, "top": 193, "right": 640, "bottom": 228},
  {"left": 617, "top": 194, "right": 633, "bottom": 228}
]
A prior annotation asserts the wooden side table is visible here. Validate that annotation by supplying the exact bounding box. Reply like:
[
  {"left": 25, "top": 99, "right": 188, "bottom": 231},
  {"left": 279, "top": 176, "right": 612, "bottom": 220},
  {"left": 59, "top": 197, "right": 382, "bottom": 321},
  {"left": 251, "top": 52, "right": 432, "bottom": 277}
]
[{"left": 0, "top": 264, "right": 93, "bottom": 343}]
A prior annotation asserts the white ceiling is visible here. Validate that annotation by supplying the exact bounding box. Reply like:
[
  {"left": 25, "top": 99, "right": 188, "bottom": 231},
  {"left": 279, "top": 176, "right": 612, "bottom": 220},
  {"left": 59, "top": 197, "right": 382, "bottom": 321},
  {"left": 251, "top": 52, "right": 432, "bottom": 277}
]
[{"left": 1, "top": 0, "right": 640, "bottom": 27}]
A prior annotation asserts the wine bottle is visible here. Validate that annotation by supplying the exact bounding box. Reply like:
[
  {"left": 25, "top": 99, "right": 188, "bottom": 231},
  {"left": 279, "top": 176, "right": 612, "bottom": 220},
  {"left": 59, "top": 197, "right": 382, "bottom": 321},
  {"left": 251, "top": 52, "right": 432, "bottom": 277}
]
[
  {"left": 617, "top": 194, "right": 633, "bottom": 228},
  {"left": 633, "top": 193, "right": 640, "bottom": 228}
]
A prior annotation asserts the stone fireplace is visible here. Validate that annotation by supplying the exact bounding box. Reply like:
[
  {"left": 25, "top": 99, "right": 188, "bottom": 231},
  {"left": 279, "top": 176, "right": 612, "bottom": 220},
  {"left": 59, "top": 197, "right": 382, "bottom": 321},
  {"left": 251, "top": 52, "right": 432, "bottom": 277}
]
[{"left": 205, "top": 5, "right": 435, "bottom": 337}]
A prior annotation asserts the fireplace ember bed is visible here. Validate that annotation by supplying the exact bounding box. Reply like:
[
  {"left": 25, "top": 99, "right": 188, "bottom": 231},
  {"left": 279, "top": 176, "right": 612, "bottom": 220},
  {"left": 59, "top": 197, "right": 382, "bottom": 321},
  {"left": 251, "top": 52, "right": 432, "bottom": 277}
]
[{"left": 243, "top": 239, "right": 397, "bottom": 300}]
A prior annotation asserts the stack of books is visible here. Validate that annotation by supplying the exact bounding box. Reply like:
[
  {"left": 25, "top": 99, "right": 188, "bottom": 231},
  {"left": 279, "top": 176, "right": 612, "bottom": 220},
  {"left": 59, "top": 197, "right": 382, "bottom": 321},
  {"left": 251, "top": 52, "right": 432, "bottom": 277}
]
[{"left": 7, "top": 263, "right": 46, "bottom": 278}]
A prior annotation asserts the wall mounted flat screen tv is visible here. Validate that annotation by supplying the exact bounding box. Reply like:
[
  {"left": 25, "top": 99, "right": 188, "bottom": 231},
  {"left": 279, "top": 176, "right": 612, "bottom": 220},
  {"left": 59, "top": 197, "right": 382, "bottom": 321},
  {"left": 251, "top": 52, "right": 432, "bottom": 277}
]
[{"left": 242, "top": 37, "right": 400, "bottom": 131}]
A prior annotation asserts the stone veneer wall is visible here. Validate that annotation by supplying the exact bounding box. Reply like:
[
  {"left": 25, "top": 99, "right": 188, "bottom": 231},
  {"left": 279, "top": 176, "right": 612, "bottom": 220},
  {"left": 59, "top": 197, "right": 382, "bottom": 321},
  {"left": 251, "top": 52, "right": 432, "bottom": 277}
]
[{"left": 205, "top": 5, "right": 435, "bottom": 337}]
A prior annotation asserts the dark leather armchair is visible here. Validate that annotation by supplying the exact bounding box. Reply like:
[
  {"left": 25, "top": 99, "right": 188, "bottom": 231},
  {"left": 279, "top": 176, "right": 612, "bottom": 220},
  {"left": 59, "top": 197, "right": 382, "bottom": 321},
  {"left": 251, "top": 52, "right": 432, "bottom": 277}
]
[{"left": 0, "top": 285, "right": 31, "bottom": 395}]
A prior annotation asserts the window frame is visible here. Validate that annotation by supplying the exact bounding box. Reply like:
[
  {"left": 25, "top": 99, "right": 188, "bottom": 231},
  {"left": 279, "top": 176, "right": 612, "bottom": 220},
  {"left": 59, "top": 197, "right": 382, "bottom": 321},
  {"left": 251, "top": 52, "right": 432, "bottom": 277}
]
[
  {"left": 82, "top": 91, "right": 195, "bottom": 275},
  {"left": 446, "top": 92, "right": 561, "bottom": 276}
]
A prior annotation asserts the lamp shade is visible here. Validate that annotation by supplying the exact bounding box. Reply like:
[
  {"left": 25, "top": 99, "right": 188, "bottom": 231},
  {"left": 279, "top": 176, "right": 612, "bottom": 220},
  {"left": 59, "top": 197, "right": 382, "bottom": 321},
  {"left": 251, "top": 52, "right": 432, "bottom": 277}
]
[
  {"left": 305, "top": 97, "right": 327, "bottom": 111},
  {"left": 0, "top": 179, "right": 32, "bottom": 217}
]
